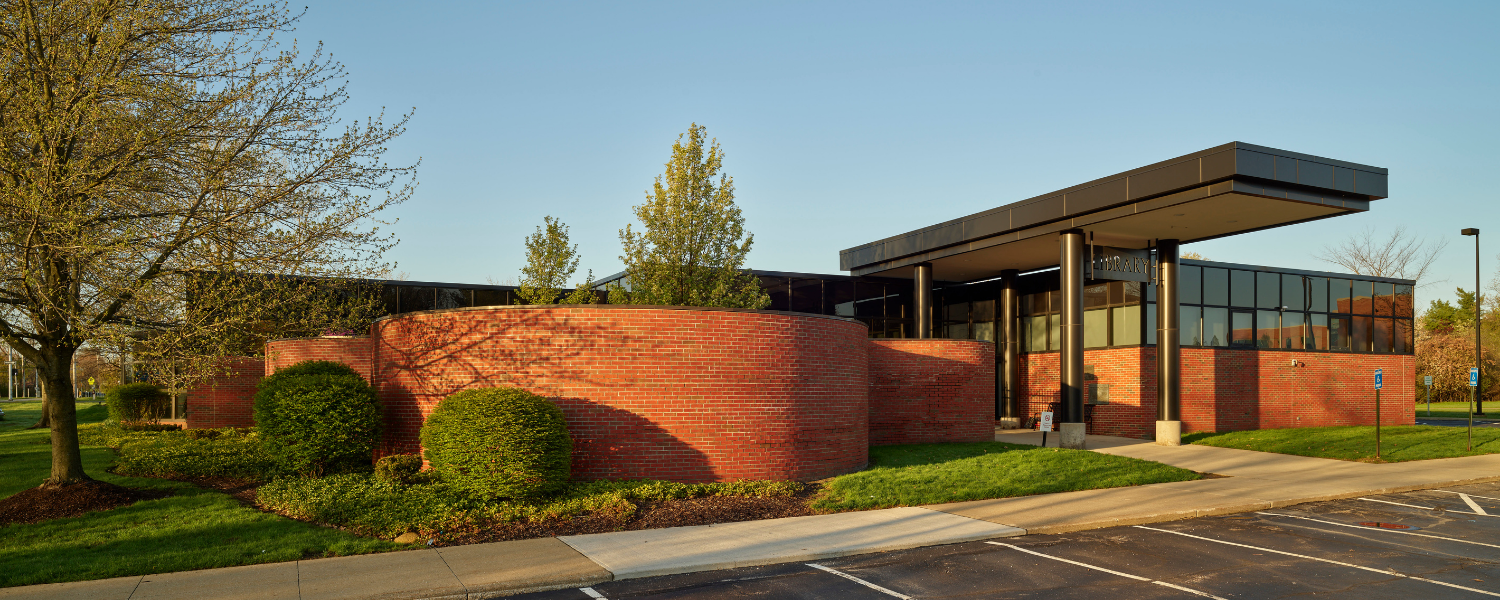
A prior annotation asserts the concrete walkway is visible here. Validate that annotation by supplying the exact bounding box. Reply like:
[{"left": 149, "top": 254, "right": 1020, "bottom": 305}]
[{"left": 8, "top": 432, "right": 1500, "bottom": 600}]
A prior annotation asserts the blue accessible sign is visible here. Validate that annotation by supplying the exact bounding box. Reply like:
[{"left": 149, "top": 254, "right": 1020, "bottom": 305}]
[
  {"left": 1471, "top": 368, "right": 1481, "bottom": 388},
  {"left": 1374, "top": 368, "right": 1383, "bottom": 390}
]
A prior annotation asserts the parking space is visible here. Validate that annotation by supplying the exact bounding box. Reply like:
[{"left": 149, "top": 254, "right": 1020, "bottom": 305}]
[{"left": 517, "top": 482, "right": 1500, "bottom": 599}]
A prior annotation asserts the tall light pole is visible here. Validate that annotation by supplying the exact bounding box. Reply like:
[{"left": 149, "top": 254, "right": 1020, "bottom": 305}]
[{"left": 1463, "top": 228, "right": 1482, "bottom": 416}]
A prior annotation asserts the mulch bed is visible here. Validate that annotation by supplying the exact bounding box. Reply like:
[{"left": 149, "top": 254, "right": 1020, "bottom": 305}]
[
  {"left": 434, "top": 484, "right": 822, "bottom": 546},
  {"left": 0, "top": 481, "right": 171, "bottom": 526}
]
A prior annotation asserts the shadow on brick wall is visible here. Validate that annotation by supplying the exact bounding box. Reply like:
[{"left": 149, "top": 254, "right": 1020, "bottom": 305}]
[
  {"left": 869, "top": 345, "right": 993, "bottom": 446},
  {"left": 554, "top": 397, "right": 715, "bottom": 482}
]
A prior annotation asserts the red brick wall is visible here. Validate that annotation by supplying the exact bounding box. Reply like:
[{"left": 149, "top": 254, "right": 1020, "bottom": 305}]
[
  {"left": 184, "top": 357, "right": 265, "bottom": 429},
  {"left": 1017, "top": 347, "right": 1416, "bottom": 437},
  {"left": 265, "top": 336, "right": 374, "bottom": 380},
  {"left": 373, "top": 306, "right": 870, "bottom": 482},
  {"left": 868, "top": 340, "right": 995, "bottom": 445}
]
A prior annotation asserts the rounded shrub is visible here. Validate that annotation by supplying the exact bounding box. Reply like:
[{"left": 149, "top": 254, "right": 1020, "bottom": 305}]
[
  {"left": 420, "top": 387, "right": 572, "bottom": 500},
  {"left": 253, "top": 360, "right": 381, "bottom": 477},
  {"left": 105, "top": 382, "right": 171, "bottom": 424}
]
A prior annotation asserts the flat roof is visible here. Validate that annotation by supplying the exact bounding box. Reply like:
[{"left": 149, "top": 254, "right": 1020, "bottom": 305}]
[{"left": 839, "top": 142, "right": 1388, "bottom": 282}]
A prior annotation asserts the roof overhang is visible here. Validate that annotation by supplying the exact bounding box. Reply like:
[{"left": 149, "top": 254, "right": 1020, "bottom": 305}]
[{"left": 839, "top": 142, "right": 1387, "bottom": 282}]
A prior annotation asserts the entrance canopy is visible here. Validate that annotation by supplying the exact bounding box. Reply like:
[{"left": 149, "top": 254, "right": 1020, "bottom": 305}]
[{"left": 839, "top": 142, "right": 1387, "bottom": 282}]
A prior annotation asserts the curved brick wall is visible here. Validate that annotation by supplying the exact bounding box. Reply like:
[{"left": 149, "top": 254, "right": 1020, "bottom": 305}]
[
  {"left": 373, "top": 306, "right": 870, "bottom": 482},
  {"left": 868, "top": 340, "right": 996, "bottom": 445},
  {"left": 265, "top": 336, "right": 375, "bottom": 381},
  {"left": 184, "top": 357, "right": 265, "bottom": 429}
]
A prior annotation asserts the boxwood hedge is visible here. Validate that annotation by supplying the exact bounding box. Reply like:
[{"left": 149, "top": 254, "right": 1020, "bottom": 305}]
[{"left": 420, "top": 387, "right": 571, "bottom": 500}]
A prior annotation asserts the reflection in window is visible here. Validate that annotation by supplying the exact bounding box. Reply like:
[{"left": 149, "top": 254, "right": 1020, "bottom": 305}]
[
  {"left": 1353, "top": 316, "right": 1372, "bottom": 352},
  {"left": 1256, "top": 311, "right": 1280, "bottom": 348},
  {"left": 1026, "top": 315, "right": 1048, "bottom": 351},
  {"left": 1231, "top": 270, "right": 1255, "bottom": 307},
  {"left": 1203, "top": 268, "right": 1229, "bottom": 306},
  {"left": 1373, "top": 318, "right": 1393, "bottom": 353},
  {"left": 1257, "top": 272, "right": 1280, "bottom": 309},
  {"left": 1202, "top": 307, "right": 1229, "bottom": 347},
  {"left": 1352, "top": 280, "right": 1373, "bottom": 315},
  {"left": 825, "top": 281, "right": 855, "bottom": 317},
  {"left": 1394, "top": 285, "right": 1414, "bottom": 318},
  {"left": 1085, "top": 308, "right": 1108, "bottom": 348},
  {"left": 1308, "top": 277, "right": 1328, "bottom": 313},
  {"left": 1396, "top": 320, "right": 1413, "bottom": 353},
  {"left": 763, "top": 277, "right": 790, "bottom": 311},
  {"left": 1112, "top": 305, "right": 1141, "bottom": 345},
  {"left": 1329, "top": 316, "right": 1351, "bottom": 350},
  {"left": 1281, "top": 312, "right": 1304, "bottom": 349},
  {"left": 436, "top": 288, "right": 469, "bottom": 310},
  {"left": 975, "top": 322, "right": 995, "bottom": 342},
  {"left": 1049, "top": 314, "right": 1061, "bottom": 349},
  {"left": 381, "top": 286, "right": 401, "bottom": 314},
  {"left": 399, "top": 286, "right": 434, "bottom": 312},
  {"left": 473, "top": 289, "right": 508, "bottom": 307},
  {"left": 1282, "top": 274, "right": 1304, "bottom": 311},
  {"left": 790, "top": 279, "right": 821, "bottom": 313},
  {"left": 1179, "top": 265, "right": 1202, "bottom": 304},
  {"left": 1310, "top": 314, "right": 1330, "bottom": 349},
  {"left": 1231, "top": 312, "right": 1254, "bottom": 347},
  {"left": 1373, "top": 282, "right": 1393, "bottom": 316},
  {"left": 1330, "top": 278, "right": 1352, "bottom": 313},
  {"left": 1181, "top": 306, "right": 1201, "bottom": 346},
  {"left": 945, "top": 322, "right": 970, "bottom": 339}
]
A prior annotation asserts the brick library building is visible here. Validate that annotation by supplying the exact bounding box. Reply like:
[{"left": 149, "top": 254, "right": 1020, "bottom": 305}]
[{"left": 186, "top": 142, "right": 1413, "bottom": 480}]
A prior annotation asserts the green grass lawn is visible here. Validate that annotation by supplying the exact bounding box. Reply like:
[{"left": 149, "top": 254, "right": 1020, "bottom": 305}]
[
  {"left": 1412, "top": 401, "right": 1500, "bottom": 419},
  {"left": 0, "top": 400, "right": 396, "bottom": 589},
  {"left": 811, "top": 442, "right": 1202, "bottom": 511},
  {"left": 1185, "top": 425, "right": 1500, "bottom": 462}
]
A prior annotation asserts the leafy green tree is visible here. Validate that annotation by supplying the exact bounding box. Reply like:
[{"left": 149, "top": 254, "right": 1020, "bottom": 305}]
[
  {"left": 516, "top": 217, "right": 596, "bottom": 305},
  {"left": 1423, "top": 288, "right": 1479, "bottom": 333},
  {"left": 611, "top": 124, "right": 769, "bottom": 309},
  {"left": 0, "top": 0, "right": 413, "bottom": 486}
]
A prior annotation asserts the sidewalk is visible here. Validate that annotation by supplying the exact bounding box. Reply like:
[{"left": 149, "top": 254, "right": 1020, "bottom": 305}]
[{"left": 8, "top": 432, "right": 1500, "bottom": 600}]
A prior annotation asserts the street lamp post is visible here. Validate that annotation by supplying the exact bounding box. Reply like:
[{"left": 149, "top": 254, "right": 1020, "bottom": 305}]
[{"left": 1463, "top": 228, "right": 1482, "bottom": 416}]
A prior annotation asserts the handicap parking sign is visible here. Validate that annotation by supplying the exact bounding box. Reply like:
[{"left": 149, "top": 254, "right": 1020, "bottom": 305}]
[
  {"left": 1472, "top": 368, "right": 1481, "bottom": 388},
  {"left": 1374, "top": 368, "right": 1382, "bottom": 390}
]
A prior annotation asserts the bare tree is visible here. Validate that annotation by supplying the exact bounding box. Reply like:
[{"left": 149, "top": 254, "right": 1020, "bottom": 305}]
[{"left": 1314, "top": 227, "right": 1448, "bottom": 286}]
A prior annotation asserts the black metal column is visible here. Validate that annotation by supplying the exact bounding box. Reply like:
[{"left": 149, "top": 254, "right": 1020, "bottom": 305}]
[
  {"left": 999, "top": 269, "right": 1021, "bottom": 425},
  {"left": 1157, "top": 239, "right": 1181, "bottom": 422},
  {"left": 1059, "top": 230, "right": 1085, "bottom": 424},
  {"left": 914, "top": 263, "right": 933, "bottom": 340}
]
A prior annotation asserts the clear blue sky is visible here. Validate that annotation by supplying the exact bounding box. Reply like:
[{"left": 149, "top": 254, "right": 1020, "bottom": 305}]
[{"left": 299, "top": 1, "right": 1497, "bottom": 307}]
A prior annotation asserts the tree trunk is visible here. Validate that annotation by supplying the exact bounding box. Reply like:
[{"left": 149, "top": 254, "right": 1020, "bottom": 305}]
[
  {"left": 26, "top": 393, "right": 52, "bottom": 429},
  {"left": 41, "top": 346, "right": 90, "bottom": 486}
]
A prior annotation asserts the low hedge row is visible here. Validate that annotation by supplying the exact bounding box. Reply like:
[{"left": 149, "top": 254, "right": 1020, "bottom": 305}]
[{"left": 81, "top": 424, "right": 284, "bottom": 480}]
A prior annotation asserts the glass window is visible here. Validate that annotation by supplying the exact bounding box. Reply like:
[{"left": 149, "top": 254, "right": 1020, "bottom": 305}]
[
  {"left": 825, "top": 281, "right": 855, "bottom": 317},
  {"left": 945, "top": 301, "right": 969, "bottom": 322},
  {"left": 1394, "top": 285, "right": 1414, "bottom": 319},
  {"left": 975, "top": 322, "right": 995, "bottom": 342},
  {"left": 1121, "top": 281, "right": 1143, "bottom": 305},
  {"left": 436, "top": 287, "right": 469, "bottom": 309},
  {"left": 1352, "top": 316, "right": 1373, "bottom": 352},
  {"left": 1084, "top": 283, "right": 1109, "bottom": 309},
  {"left": 1085, "top": 309, "right": 1108, "bottom": 348},
  {"left": 1181, "top": 306, "right": 1201, "bottom": 346},
  {"left": 1112, "top": 305, "right": 1141, "bottom": 345},
  {"left": 1329, "top": 316, "right": 1351, "bottom": 351},
  {"left": 1282, "top": 274, "right": 1305, "bottom": 311},
  {"left": 1147, "top": 279, "right": 1157, "bottom": 302},
  {"left": 1352, "top": 280, "right": 1373, "bottom": 315},
  {"left": 1396, "top": 320, "right": 1413, "bottom": 354},
  {"left": 1310, "top": 314, "right": 1329, "bottom": 350},
  {"left": 399, "top": 286, "right": 434, "bottom": 312},
  {"left": 1202, "top": 307, "right": 1229, "bottom": 347},
  {"left": 1330, "top": 278, "right": 1352, "bottom": 314},
  {"left": 1373, "top": 318, "right": 1393, "bottom": 353},
  {"left": 1373, "top": 282, "right": 1393, "bottom": 316},
  {"left": 1256, "top": 311, "right": 1280, "bottom": 348},
  {"left": 1231, "top": 270, "right": 1255, "bottom": 307},
  {"left": 1257, "top": 272, "right": 1280, "bottom": 309},
  {"left": 763, "top": 277, "right": 790, "bottom": 311},
  {"left": 1203, "top": 268, "right": 1229, "bottom": 306},
  {"left": 1146, "top": 302, "right": 1157, "bottom": 344},
  {"left": 1179, "top": 265, "right": 1202, "bottom": 305},
  {"left": 973, "top": 299, "right": 995, "bottom": 321},
  {"left": 1308, "top": 277, "right": 1328, "bottom": 313},
  {"left": 1231, "top": 311, "right": 1255, "bottom": 347},
  {"left": 855, "top": 282, "right": 886, "bottom": 318},
  {"left": 945, "top": 322, "right": 970, "bottom": 339},
  {"left": 1027, "top": 315, "right": 1048, "bottom": 351},
  {"left": 1048, "top": 314, "right": 1061, "bottom": 349},
  {"left": 473, "top": 289, "right": 507, "bottom": 306},
  {"left": 1281, "top": 312, "right": 1305, "bottom": 350},
  {"left": 381, "top": 285, "right": 401, "bottom": 314},
  {"left": 790, "top": 279, "right": 821, "bottom": 313}
]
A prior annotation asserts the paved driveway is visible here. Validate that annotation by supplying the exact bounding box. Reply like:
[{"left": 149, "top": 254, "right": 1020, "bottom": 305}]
[{"left": 518, "top": 481, "right": 1500, "bottom": 599}]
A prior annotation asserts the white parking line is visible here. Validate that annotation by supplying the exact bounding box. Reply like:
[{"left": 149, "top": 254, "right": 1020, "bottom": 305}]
[
  {"left": 1359, "top": 496, "right": 1496, "bottom": 517},
  {"left": 579, "top": 587, "right": 607, "bottom": 599},
  {"left": 1437, "top": 490, "right": 1500, "bottom": 504},
  {"left": 1256, "top": 512, "right": 1500, "bottom": 549},
  {"left": 806, "top": 563, "right": 913, "bottom": 599},
  {"left": 1134, "top": 526, "right": 1500, "bottom": 596},
  {"left": 1461, "top": 494, "right": 1491, "bottom": 515},
  {"left": 986, "top": 542, "right": 1228, "bottom": 599}
]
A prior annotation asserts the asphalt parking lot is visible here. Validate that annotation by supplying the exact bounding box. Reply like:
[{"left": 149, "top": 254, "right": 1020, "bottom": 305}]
[{"left": 517, "top": 481, "right": 1500, "bottom": 599}]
